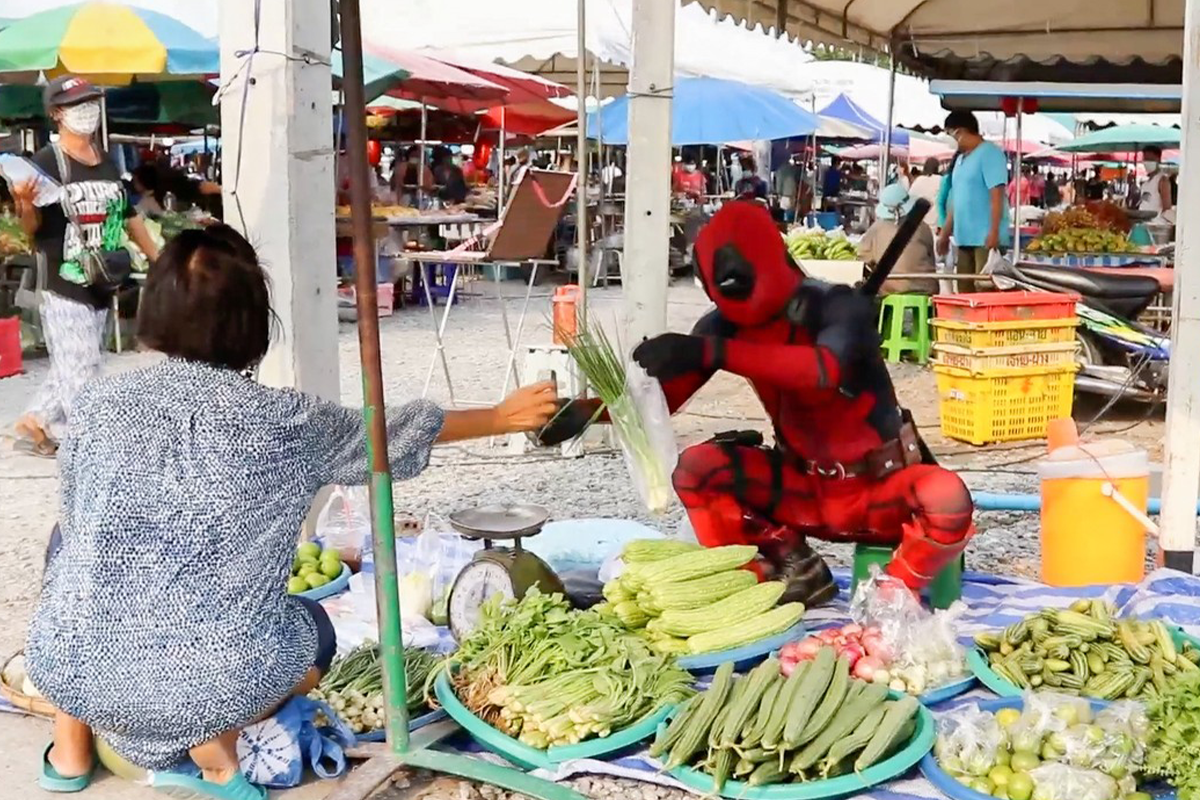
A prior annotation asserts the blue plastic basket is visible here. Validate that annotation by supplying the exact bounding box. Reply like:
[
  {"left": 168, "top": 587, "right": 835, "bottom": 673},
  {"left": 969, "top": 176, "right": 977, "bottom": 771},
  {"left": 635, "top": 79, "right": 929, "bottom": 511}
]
[
  {"left": 297, "top": 563, "right": 352, "bottom": 602},
  {"left": 920, "top": 697, "right": 1178, "bottom": 800},
  {"left": 354, "top": 708, "right": 448, "bottom": 742},
  {"left": 676, "top": 621, "right": 806, "bottom": 674}
]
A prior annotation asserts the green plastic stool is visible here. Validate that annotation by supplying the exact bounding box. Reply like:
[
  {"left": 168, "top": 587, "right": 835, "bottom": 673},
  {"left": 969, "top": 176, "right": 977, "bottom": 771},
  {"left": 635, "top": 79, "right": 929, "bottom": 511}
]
[
  {"left": 851, "top": 544, "right": 964, "bottom": 610},
  {"left": 878, "top": 294, "right": 932, "bottom": 364}
]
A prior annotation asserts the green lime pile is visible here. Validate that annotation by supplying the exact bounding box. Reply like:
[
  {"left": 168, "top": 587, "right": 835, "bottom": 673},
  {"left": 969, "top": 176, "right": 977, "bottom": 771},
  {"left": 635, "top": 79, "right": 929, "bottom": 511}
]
[{"left": 289, "top": 542, "right": 344, "bottom": 595}]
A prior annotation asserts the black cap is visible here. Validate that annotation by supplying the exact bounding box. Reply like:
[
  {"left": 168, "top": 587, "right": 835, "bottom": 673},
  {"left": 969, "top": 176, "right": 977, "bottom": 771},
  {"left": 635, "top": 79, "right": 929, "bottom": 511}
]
[{"left": 43, "top": 76, "right": 102, "bottom": 112}]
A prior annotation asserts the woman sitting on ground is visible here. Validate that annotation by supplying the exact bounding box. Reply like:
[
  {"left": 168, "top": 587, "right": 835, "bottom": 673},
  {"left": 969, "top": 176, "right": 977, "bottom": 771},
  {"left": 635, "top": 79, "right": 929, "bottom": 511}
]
[{"left": 26, "top": 225, "right": 558, "bottom": 800}]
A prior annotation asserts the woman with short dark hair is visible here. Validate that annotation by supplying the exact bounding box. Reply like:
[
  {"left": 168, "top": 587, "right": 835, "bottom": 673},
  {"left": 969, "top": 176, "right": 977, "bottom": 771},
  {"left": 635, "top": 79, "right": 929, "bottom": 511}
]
[{"left": 26, "top": 224, "right": 558, "bottom": 799}]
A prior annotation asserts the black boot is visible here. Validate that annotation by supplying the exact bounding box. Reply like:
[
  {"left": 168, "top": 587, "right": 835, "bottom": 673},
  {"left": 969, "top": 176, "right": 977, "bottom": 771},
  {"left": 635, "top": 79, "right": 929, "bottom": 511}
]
[{"left": 760, "top": 538, "right": 839, "bottom": 608}]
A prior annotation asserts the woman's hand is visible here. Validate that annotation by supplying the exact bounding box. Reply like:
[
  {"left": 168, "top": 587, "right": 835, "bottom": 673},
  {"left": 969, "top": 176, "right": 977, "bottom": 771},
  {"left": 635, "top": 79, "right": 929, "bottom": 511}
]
[{"left": 493, "top": 381, "right": 559, "bottom": 433}]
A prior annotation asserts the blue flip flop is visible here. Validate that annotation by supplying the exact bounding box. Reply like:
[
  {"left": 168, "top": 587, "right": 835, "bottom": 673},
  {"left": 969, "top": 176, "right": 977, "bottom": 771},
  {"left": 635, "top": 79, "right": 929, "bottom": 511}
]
[
  {"left": 149, "top": 770, "right": 266, "bottom": 800},
  {"left": 39, "top": 743, "right": 95, "bottom": 793}
]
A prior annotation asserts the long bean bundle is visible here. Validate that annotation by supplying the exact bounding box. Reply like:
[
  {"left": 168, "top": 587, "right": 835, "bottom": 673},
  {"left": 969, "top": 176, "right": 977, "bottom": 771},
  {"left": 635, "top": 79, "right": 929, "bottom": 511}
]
[
  {"left": 562, "top": 316, "right": 675, "bottom": 513},
  {"left": 434, "top": 588, "right": 694, "bottom": 748},
  {"left": 311, "top": 642, "right": 441, "bottom": 734}
]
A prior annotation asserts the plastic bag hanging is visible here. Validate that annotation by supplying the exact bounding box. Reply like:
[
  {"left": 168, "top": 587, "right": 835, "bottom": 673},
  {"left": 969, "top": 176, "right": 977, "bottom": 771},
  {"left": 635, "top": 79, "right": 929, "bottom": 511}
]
[{"left": 610, "top": 362, "right": 679, "bottom": 515}]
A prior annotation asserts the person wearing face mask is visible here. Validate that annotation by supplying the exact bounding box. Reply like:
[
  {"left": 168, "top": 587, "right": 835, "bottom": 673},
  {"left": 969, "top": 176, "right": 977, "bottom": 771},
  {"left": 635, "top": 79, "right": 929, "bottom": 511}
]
[
  {"left": 935, "top": 110, "right": 1010, "bottom": 275},
  {"left": 11, "top": 76, "right": 160, "bottom": 458},
  {"left": 673, "top": 155, "right": 706, "bottom": 201},
  {"left": 1138, "top": 145, "right": 1174, "bottom": 224}
]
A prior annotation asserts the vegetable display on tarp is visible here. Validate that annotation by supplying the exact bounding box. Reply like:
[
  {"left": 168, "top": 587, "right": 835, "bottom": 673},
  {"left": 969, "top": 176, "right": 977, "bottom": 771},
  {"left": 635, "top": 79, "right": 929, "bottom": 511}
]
[
  {"left": 930, "top": 694, "right": 1157, "bottom": 800},
  {"left": 972, "top": 599, "right": 1199, "bottom": 701},
  {"left": 783, "top": 571, "right": 968, "bottom": 696},
  {"left": 1145, "top": 671, "right": 1200, "bottom": 800},
  {"left": 311, "top": 642, "right": 442, "bottom": 736},
  {"left": 598, "top": 540, "right": 805, "bottom": 656},
  {"left": 784, "top": 228, "right": 858, "bottom": 261},
  {"left": 0, "top": 211, "right": 30, "bottom": 257},
  {"left": 562, "top": 322, "right": 679, "bottom": 514},
  {"left": 654, "top": 650, "right": 921, "bottom": 793},
  {"left": 1027, "top": 205, "right": 1137, "bottom": 255},
  {"left": 431, "top": 588, "right": 693, "bottom": 749}
]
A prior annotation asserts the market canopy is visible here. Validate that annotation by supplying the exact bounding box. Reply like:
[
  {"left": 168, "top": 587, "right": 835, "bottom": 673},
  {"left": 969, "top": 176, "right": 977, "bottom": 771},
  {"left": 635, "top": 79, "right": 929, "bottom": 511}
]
[
  {"left": 818, "top": 93, "right": 909, "bottom": 145},
  {"left": 694, "top": 1, "right": 1185, "bottom": 84},
  {"left": 0, "top": 2, "right": 218, "bottom": 83},
  {"left": 1058, "top": 124, "right": 1181, "bottom": 153},
  {"left": 331, "top": 49, "right": 413, "bottom": 104},
  {"left": 588, "top": 76, "right": 819, "bottom": 146},
  {"left": 0, "top": 80, "right": 216, "bottom": 126}
]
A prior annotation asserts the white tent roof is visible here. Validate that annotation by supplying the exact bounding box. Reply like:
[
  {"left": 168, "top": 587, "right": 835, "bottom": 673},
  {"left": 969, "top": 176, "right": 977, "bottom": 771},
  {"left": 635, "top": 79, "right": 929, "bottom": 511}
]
[
  {"left": 358, "top": 0, "right": 817, "bottom": 99},
  {"left": 692, "top": 1, "right": 1184, "bottom": 83}
]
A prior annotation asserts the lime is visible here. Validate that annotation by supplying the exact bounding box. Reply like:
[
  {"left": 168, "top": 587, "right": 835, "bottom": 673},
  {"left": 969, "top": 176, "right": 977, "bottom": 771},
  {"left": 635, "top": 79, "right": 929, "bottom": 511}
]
[
  {"left": 969, "top": 778, "right": 994, "bottom": 795},
  {"left": 320, "top": 559, "right": 343, "bottom": 579},
  {"left": 297, "top": 542, "right": 322, "bottom": 561},
  {"left": 305, "top": 572, "right": 331, "bottom": 590},
  {"left": 319, "top": 548, "right": 341, "bottom": 562},
  {"left": 993, "top": 748, "right": 1011, "bottom": 767},
  {"left": 298, "top": 563, "right": 319, "bottom": 577},
  {"left": 995, "top": 708, "right": 1022, "bottom": 729},
  {"left": 1007, "top": 772, "right": 1034, "bottom": 800},
  {"left": 992, "top": 788, "right": 1009, "bottom": 800},
  {"left": 989, "top": 765, "right": 1013, "bottom": 788},
  {"left": 287, "top": 576, "right": 309, "bottom": 594},
  {"left": 293, "top": 555, "right": 318, "bottom": 573},
  {"left": 1010, "top": 752, "right": 1040, "bottom": 773}
]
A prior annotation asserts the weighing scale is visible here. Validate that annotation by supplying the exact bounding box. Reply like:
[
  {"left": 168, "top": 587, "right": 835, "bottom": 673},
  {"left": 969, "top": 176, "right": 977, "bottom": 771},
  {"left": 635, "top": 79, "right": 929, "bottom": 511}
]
[{"left": 446, "top": 503, "right": 565, "bottom": 640}]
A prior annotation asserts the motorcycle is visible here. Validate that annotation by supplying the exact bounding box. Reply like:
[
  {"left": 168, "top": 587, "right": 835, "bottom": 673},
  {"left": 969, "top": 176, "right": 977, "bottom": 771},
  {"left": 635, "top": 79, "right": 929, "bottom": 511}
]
[{"left": 988, "top": 258, "right": 1170, "bottom": 402}]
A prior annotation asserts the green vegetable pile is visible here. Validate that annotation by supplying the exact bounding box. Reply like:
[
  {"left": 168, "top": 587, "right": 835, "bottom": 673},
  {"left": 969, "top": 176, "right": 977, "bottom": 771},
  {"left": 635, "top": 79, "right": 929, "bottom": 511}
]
[
  {"left": 289, "top": 542, "right": 344, "bottom": 595},
  {"left": 1145, "top": 671, "right": 1200, "bottom": 800},
  {"left": 785, "top": 229, "right": 857, "bottom": 261},
  {"left": 654, "top": 647, "right": 919, "bottom": 794},
  {"left": 311, "top": 642, "right": 442, "bottom": 735},
  {"left": 597, "top": 539, "right": 804, "bottom": 656},
  {"left": 437, "top": 588, "right": 694, "bottom": 749},
  {"left": 974, "top": 600, "right": 1199, "bottom": 700}
]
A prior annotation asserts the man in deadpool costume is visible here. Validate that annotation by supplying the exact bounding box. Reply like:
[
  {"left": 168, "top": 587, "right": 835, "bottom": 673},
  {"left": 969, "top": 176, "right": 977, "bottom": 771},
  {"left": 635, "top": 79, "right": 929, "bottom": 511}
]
[{"left": 543, "top": 200, "right": 974, "bottom": 605}]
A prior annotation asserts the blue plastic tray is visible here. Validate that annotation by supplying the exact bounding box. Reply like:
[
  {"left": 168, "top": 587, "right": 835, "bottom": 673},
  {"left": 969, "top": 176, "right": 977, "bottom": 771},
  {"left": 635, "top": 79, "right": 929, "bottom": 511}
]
[
  {"left": 918, "top": 674, "right": 978, "bottom": 706},
  {"left": 967, "top": 625, "right": 1199, "bottom": 699},
  {"left": 661, "top": 690, "right": 936, "bottom": 799},
  {"left": 297, "top": 563, "right": 352, "bottom": 602},
  {"left": 355, "top": 708, "right": 448, "bottom": 742},
  {"left": 433, "top": 671, "right": 673, "bottom": 770},
  {"left": 676, "top": 621, "right": 807, "bottom": 674},
  {"left": 920, "top": 697, "right": 1178, "bottom": 800}
]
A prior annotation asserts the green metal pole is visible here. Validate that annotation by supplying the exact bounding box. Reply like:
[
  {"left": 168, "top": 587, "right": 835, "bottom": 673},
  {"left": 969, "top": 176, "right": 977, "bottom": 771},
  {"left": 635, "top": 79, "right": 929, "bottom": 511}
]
[{"left": 338, "top": 0, "right": 411, "bottom": 754}]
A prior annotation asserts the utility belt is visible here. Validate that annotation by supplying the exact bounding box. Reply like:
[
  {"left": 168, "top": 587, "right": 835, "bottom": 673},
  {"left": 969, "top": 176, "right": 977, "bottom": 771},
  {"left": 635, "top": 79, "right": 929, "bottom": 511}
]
[{"left": 708, "top": 421, "right": 925, "bottom": 482}]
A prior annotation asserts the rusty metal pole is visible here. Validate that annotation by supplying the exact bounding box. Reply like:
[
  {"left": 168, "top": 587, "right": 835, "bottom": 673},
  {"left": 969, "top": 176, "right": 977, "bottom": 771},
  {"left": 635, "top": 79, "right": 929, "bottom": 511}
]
[{"left": 337, "top": 0, "right": 410, "bottom": 753}]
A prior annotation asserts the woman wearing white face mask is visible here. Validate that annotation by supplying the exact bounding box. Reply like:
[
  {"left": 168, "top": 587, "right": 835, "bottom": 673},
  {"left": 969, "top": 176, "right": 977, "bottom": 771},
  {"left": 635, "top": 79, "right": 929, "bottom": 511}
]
[
  {"left": 10, "top": 76, "right": 161, "bottom": 458},
  {"left": 1138, "top": 145, "right": 1175, "bottom": 224}
]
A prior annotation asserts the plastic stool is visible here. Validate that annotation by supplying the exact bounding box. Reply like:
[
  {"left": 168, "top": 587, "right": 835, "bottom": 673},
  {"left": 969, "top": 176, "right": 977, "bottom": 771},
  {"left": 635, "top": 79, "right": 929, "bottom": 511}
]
[
  {"left": 878, "top": 294, "right": 932, "bottom": 364},
  {"left": 851, "top": 543, "right": 964, "bottom": 610}
]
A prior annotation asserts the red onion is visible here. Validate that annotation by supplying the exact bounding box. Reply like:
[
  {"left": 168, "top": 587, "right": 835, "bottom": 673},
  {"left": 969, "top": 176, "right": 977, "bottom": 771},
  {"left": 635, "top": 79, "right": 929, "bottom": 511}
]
[
  {"left": 795, "top": 638, "right": 823, "bottom": 658},
  {"left": 852, "top": 654, "right": 885, "bottom": 682}
]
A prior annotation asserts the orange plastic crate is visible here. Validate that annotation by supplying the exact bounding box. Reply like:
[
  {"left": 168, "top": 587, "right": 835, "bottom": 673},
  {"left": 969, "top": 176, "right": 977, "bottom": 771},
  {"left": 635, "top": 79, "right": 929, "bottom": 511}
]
[
  {"left": 934, "top": 364, "right": 1077, "bottom": 445},
  {"left": 931, "top": 318, "right": 1078, "bottom": 349},
  {"left": 932, "top": 342, "right": 1080, "bottom": 373},
  {"left": 933, "top": 291, "right": 1079, "bottom": 323}
]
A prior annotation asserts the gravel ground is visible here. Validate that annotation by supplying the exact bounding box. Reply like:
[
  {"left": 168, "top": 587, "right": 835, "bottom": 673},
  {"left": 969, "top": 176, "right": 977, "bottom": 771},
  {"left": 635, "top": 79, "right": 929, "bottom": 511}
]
[{"left": 0, "top": 277, "right": 1182, "bottom": 799}]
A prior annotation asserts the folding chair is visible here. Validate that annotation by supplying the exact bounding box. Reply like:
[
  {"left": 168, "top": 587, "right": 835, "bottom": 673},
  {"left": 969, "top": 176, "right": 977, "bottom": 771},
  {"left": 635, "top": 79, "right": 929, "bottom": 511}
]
[{"left": 407, "top": 169, "right": 576, "bottom": 407}]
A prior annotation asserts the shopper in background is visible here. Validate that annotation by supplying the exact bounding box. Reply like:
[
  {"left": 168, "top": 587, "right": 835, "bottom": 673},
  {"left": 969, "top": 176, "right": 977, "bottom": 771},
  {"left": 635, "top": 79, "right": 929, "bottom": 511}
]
[
  {"left": 390, "top": 145, "right": 433, "bottom": 205},
  {"left": 936, "top": 110, "right": 1009, "bottom": 274},
  {"left": 733, "top": 154, "right": 768, "bottom": 201},
  {"left": 672, "top": 154, "right": 706, "bottom": 201},
  {"left": 858, "top": 182, "right": 939, "bottom": 295},
  {"left": 11, "top": 76, "right": 160, "bottom": 458},
  {"left": 431, "top": 146, "right": 468, "bottom": 205},
  {"left": 820, "top": 155, "right": 843, "bottom": 211},
  {"left": 1044, "top": 171, "right": 1063, "bottom": 209},
  {"left": 1138, "top": 145, "right": 1174, "bottom": 223},
  {"left": 907, "top": 156, "right": 943, "bottom": 228}
]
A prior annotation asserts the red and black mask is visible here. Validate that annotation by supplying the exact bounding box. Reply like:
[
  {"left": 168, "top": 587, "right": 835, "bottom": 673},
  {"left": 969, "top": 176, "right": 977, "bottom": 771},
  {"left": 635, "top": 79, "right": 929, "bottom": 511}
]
[{"left": 693, "top": 201, "right": 802, "bottom": 327}]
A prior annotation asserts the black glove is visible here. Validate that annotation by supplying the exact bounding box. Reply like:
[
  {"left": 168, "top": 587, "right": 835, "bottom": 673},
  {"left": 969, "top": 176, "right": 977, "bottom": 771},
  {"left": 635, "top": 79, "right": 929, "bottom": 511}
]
[
  {"left": 632, "top": 333, "right": 709, "bottom": 381},
  {"left": 531, "top": 397, "right": 603, "bottom": 447}
]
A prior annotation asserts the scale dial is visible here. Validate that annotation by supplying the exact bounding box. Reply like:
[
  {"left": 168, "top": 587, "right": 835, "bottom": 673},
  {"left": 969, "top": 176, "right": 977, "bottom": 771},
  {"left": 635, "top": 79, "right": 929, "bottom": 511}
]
[{"left": 448, "top": 559, "right": 515, "bottom": 640}]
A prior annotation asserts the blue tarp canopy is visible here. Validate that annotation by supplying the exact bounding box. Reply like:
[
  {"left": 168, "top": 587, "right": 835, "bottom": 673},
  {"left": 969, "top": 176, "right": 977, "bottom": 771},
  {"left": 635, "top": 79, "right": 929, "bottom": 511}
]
[
  {"left": 818, "top": 93, "right": 910, "bottom": 146},
  {"left": 588, "top": 76, "right": 819, "bottom": 146}
]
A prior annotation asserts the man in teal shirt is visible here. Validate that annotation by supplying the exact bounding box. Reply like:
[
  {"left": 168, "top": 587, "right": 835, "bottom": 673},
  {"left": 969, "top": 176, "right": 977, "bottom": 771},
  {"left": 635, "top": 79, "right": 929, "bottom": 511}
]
[{"left": 936, "top": 111, "right": 1010, "bottom": 274}]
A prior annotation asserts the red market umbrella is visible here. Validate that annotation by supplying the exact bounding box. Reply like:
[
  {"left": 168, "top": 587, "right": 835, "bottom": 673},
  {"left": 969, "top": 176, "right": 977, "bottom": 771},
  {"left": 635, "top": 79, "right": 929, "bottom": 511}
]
[
  {"left": 479, "top": 103, "right": 575, "bottom": 136},
  {"left": 365, "top": 44, "right": 509, "bottom": 105},
  {"left": 425, "top": 50, "right": 572, "bottom": 106}
]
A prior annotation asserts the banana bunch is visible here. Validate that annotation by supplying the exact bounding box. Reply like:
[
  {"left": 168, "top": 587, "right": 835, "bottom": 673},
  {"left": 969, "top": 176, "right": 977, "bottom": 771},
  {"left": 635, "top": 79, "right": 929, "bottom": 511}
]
[{"left": 784, "top": 229, "right": 858, "bottom": 262}]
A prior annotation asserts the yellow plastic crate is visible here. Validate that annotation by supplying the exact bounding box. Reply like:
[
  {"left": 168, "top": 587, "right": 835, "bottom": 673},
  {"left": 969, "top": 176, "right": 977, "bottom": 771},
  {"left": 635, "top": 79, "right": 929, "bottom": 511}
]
[
  {"left": 932, "top": 342, "right": 1080, "bottom": 373},
  {"left": 931, "top": 318, "right": 1078, "bottom": 349},
  {"left": 934, "top": 364, "right": 1078, "bottom": 445}
]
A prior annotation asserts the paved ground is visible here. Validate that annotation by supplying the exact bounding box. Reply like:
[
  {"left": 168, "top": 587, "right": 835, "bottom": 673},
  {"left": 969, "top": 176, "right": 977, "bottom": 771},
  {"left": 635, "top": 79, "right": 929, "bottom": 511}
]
[{"left": 0, "top": 279, "right": 1181, "bottom": 799}]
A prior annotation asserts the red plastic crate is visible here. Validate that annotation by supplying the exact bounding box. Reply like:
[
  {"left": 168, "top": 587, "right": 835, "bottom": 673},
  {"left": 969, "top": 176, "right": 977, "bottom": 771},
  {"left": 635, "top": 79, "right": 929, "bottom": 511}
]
[
  {"left": 0, "top": 317, "right": 22, "bottom": 379},
  {"left": 933, "top": 291, "right": 1079, "bottom": 323}
]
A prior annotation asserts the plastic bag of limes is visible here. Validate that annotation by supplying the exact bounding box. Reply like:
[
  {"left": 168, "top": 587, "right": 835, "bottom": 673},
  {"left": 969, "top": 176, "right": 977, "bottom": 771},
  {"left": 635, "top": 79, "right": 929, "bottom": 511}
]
[{"left": 289, "top": 542, "right": 344, "bottom": 594}]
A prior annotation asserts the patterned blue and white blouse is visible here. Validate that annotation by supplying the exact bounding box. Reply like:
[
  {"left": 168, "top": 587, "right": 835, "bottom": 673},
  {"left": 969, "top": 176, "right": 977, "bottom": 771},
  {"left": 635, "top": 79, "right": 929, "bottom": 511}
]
[{"left": 25, "top": 359, "right": 444, "bottom": 770}]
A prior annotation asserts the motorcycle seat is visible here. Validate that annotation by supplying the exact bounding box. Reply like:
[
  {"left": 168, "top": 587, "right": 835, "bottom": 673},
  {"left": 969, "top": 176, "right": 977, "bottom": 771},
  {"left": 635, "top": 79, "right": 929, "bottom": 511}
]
[{"left": 1015, "top": 264, "right": 1162, "bottom": 300}]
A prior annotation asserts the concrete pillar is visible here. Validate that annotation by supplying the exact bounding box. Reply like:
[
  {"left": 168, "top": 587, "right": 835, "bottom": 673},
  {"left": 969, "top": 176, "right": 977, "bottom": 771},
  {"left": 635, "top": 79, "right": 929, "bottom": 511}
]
[
  {"left": 219, "top": 0, "right": 340, "bottom": 401},
  {"left": 622, "top": 0, "right": 676, "bottom": 344}
]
